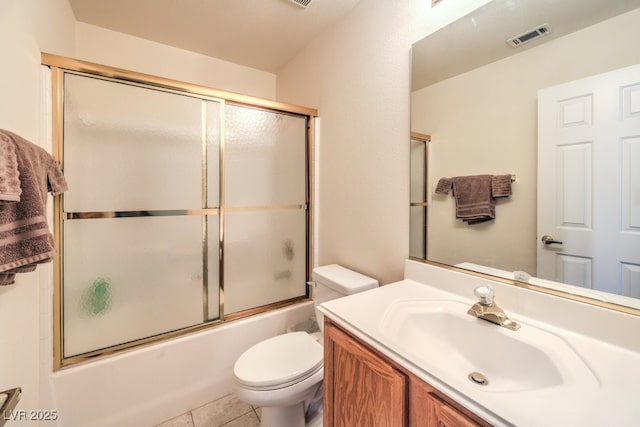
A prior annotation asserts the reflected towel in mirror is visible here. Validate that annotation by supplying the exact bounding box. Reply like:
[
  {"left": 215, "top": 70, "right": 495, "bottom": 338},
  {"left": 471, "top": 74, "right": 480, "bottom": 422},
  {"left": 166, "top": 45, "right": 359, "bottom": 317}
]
[{"left": 435, "top": 174, "right": 512, "bottom": 223}]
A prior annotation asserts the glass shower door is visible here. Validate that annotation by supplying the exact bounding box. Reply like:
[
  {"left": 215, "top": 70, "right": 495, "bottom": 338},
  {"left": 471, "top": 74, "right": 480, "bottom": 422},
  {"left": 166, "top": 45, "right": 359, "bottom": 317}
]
[
  {"left": 62, "top": 73, "right": 220, "bottom": 356},
  {"left": 52, "top": 61, "right": 312, "bottom": 365},
  {"left": 223, "top": 105, "right": 308, "bottom": 314}
]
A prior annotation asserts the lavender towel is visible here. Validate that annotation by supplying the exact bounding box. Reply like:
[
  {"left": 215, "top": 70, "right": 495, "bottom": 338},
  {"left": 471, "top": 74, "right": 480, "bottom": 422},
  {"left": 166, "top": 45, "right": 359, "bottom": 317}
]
[
  {"left": 435, "top": 177, "right": 453, "bottom": 195},
  {"left": 435, "top": 174, "right": 512, "bottom": 224},
  {"left": 491, "top": 174, "right": 513, "bottom": 197},
  {"left": 0, "top": 133, "right": 21, "bottom": 203},
  {"left": 452, "top": 175, "right": 494, "bottom": 223},
  {"left": 0, "top": 129, "right": 68, "bottom": 285}
]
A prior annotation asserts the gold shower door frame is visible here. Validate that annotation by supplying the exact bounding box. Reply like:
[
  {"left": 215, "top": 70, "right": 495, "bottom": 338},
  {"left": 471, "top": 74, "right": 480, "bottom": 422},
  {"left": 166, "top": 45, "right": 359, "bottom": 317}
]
[
  {"left": 43, "top": 53, "right": 317, "bottom": 369},
  {"left": 409, "top": 132, "right": 431, "bottom": 261}
]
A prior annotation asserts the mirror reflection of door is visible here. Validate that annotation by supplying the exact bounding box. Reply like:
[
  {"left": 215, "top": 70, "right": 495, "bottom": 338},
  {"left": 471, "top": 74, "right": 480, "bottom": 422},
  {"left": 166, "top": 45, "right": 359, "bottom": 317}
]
[
  {"left": 410, "top": 132, "right": 431, "bottom": 259},
  {"left": 537, "top": 64, "right": 640, "bottom": 297}
]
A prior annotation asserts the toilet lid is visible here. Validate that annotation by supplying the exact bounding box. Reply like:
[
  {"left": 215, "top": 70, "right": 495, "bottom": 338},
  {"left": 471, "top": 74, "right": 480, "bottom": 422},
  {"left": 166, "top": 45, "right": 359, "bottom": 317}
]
[{"left": 234, "top": 332, "right": 323, "bottom": 388}]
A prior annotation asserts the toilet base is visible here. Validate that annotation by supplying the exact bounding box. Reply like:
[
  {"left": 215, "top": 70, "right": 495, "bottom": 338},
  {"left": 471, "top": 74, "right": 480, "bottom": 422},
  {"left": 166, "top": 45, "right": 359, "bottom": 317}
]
[
  {"left": 305, "top": 405, "right": 323, "bottom": 427},
  {"left": 260, "top": 403, "right": 305, "bottom": 427}
]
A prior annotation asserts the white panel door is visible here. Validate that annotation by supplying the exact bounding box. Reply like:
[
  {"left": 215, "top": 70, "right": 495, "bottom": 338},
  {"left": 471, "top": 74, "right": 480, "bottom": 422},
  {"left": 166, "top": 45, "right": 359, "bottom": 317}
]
[{"left": 537, "top": 64, "right": 640, "bottom": 296}]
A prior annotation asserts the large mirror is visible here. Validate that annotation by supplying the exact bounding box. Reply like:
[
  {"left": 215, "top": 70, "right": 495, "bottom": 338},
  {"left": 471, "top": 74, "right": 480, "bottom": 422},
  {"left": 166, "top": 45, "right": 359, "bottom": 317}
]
[{"left": 410, "top": 0, "right": 640, "bottom": 311}]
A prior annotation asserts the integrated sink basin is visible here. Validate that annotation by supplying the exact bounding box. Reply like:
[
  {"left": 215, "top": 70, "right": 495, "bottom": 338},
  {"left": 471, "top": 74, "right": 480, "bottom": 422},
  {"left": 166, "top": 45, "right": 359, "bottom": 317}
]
[{"left": 379, "top": 299, "right": 599, "bottom": 393}]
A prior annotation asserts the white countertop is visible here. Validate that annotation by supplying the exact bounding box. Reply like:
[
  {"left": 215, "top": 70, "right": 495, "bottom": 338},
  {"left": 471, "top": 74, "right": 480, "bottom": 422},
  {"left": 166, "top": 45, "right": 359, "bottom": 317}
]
[{"left": 318, "top": 262, "right": 640, "bottom": 427}]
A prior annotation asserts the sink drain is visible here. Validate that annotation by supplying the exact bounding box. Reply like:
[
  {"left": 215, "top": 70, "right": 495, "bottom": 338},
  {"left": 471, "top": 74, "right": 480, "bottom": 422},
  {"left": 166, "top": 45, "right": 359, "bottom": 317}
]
[{"left": 468, "top": 372, "right": 489, "bottom": 386}]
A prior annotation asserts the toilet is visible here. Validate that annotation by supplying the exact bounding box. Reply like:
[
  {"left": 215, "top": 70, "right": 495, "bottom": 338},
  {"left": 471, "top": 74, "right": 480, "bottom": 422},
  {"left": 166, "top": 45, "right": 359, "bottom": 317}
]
[{"left": 233, "top": 264, "right": 379, "bottom": 427}]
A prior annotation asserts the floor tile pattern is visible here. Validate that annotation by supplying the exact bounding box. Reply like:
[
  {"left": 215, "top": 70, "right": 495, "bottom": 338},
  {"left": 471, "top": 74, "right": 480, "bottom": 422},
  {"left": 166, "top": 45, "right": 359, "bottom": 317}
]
[{"left": 156, "top": 394, "right": 260, "bottom": 427}]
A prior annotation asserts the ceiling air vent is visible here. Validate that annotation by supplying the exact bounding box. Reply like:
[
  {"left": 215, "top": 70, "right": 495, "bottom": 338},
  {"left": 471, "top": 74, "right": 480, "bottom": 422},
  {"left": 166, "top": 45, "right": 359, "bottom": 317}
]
[
  {"left": 506, "top": 24, "right": 551, "bottom": 47},
  {"left": 286, "top": 0, "right": 312, "bottom": 8}
]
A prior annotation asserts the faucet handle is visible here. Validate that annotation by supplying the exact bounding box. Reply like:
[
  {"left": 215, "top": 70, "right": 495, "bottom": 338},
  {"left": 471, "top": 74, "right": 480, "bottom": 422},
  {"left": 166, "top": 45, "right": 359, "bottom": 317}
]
[{"left": 473, "top": 285, "right": 494, "bottom": 305}]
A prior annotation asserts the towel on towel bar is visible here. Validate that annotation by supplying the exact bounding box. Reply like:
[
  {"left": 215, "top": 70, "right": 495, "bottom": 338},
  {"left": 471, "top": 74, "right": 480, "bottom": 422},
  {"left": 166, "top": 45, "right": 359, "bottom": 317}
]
[
  {"left": 435, "top": 174, "right": 512, "bottom": 223},
  {"left": 491, "top": 174, "right": 513, "bottom": 197},
  {"left": 0, "top": 129, "right": 68, "bottom": 285},
  {"left": 0, "top": 135, "right": 21, "bottom": 203}
]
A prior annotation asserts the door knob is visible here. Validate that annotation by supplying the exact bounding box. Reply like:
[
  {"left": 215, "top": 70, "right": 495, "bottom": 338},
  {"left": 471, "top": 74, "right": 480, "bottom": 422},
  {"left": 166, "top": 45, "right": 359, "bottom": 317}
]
[{"left": 541, "top": 235, "right": 563, "bottom": 245}]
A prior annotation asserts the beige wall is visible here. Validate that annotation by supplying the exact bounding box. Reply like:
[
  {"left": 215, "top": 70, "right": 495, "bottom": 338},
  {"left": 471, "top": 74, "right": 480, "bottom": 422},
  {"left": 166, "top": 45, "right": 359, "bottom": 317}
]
[
  {"left": 412, "top": 8, "right": 640, "bottom": 275},
  {"left": 277, "top": 0, "right": 412, "bottom": 285},
  {"left": 0, "top": 0, "right": 75, "bottom": 136},
  {"left": 75, "top": 22, "right": 277, "bottom": 100},
  {"left": 0, "top": 0, "right": 76, "bottom": 415}
]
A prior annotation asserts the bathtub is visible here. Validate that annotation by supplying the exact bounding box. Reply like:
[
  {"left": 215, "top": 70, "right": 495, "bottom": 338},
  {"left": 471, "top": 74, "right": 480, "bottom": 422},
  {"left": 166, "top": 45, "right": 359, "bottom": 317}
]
[{"left": 44, "top": 301, "right": 314, "bottom": 426}]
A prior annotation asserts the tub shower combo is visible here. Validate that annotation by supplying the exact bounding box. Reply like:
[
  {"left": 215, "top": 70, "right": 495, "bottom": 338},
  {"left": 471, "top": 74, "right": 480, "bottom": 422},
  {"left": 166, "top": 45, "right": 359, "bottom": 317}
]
[{"left": 42, "top": 54, "right": 316, "bottom": 369}]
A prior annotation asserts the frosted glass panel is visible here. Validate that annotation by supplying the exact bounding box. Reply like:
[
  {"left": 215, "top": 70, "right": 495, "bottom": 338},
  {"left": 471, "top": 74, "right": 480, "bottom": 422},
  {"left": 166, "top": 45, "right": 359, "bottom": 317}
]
[
  {"left": 225, "top": 105, "right": 306, "bottom": 206},
  {"left": 63, "top": 74, "right": 205, "bottom": 212},
  {"left": 224, "top": 209, "right": 307, "bottom": 314},
  {"left": 410, "top": 139, "right": 426, "bottom": 203},
  {"left": 410, "top": 206, "right": 426, "bottom": 259},
  {"left": 207, "top": 214, "right": 220, "bottom": 320},
  {"left": 207, "top": 101, "right": 221, "bottom": 208},
  {"left": 63, "top": 216, "right": 203, "bottom": 356}
]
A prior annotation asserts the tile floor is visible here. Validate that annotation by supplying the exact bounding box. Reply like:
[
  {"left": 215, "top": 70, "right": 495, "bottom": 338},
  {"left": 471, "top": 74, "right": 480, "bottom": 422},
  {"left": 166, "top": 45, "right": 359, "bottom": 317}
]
[{"left": 155, "top": 393, "right": 260, "bottom": 427}]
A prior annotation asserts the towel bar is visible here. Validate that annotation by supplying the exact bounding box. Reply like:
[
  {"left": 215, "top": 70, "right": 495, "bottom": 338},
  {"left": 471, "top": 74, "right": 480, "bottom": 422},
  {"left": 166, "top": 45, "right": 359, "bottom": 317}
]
[{"left": 0, "top": 387, "right": 21, "bottom": 427}]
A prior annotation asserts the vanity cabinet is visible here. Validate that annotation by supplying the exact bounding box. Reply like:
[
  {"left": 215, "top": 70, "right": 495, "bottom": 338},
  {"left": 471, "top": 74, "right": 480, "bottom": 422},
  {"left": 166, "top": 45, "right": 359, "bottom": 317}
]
[
  {"left": 409, "top": 374, "right": 485, "bottom": 427},
  {"left": 324, "top": 319, "right": 491, "bottom": 427}
]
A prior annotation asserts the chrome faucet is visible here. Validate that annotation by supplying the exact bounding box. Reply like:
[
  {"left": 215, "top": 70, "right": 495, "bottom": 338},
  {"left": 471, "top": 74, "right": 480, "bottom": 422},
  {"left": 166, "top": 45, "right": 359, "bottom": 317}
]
[{"left": 467, "top": 285, "right": 520, "bottom": 331}]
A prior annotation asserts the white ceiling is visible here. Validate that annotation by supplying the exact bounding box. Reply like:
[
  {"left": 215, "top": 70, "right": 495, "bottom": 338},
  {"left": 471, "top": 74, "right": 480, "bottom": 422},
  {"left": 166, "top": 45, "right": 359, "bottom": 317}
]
[
  {"left": 412, "top": 0, "right": 640, "bottom": 90},
  {"left": 68, "top": 0, "right": 361, "bottom": 74}
]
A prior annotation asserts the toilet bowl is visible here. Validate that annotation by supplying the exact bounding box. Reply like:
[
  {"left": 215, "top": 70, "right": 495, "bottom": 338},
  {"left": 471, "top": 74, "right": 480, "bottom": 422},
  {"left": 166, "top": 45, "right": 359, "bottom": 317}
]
[
  {"left": 234, "top": 332, "right": 324, "bottom": 426},
  {"left": 233, "top": 264, "right": 378, "bottom": 427}
]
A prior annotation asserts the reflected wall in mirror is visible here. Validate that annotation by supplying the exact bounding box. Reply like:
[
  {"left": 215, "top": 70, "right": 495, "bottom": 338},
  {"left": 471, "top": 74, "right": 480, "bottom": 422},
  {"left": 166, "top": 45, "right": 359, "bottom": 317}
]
[{"left": 410, "top": 0, "right": 640, "bottom": 311}]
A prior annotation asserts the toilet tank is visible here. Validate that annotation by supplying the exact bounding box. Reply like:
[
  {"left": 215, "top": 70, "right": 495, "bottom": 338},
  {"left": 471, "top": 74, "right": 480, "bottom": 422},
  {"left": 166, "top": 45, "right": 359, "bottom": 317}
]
[{"left": 312, "top": 264, "right": 378, "bottom": 330}]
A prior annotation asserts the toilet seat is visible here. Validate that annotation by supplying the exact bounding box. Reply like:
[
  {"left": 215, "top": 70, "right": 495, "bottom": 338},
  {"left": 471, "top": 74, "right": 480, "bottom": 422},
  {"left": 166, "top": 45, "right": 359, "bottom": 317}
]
[{"left": 234, "top": 331, "right": 323, "bottom": 390}]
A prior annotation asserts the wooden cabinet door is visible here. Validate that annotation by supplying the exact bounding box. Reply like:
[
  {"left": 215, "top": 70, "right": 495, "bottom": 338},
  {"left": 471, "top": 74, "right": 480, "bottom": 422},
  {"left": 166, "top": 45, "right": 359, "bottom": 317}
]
[
  {"left": 409, "top": 374, "right": 490, "bottom": 427},
  {"left": 324, "top": 320, "right": 407, "bottom": 427}
]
